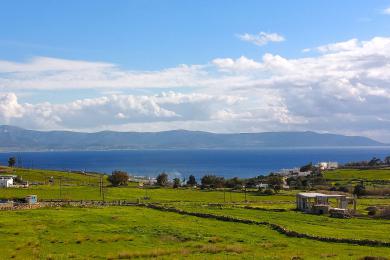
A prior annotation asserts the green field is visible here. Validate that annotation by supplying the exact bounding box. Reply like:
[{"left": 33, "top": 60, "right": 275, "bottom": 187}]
[
  {"left": 324, "top": 169, "right": 390, "bottom": 182},
  {"left": 0, "top": 167, "right": 389, "bottom": 259},
  {"left": 1, "top": 207, "right": 390, "bottom": 259}
]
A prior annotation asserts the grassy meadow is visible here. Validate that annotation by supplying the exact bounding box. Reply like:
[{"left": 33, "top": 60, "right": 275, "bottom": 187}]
[{"left": 0, "top": 167, "right": 389, "bottom": 259}]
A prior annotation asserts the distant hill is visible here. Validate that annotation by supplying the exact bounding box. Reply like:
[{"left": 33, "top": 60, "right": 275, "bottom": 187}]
[{"left": 0, "top": 125, "right": 385, "bottom": 151}]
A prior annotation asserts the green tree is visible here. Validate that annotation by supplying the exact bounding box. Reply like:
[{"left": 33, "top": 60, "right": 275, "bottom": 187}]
[
  {"left": 368, "top": 157, "right": 382, "bottom": 166},
  {"left": 156, "top": 173, "right": 168, "bottom": 187},
  {"left": 384, "top": 156, "right": 390, "bottom": 165},
  {"left": 201, "top": 175, "right": 225, "bottom": 188},
  {"left": 225, "top": 177, "right": 244, "bottom": 189},
  {"left": 186, "top": 175, "right": 197, "bottom": 186},
  {"left": 173, "top": 178, "right": 180, "bottom": 188},
  {"left": 267, "top": 175, "right": 283, "bottom": 193},
  {"left": 300, "top": 162, "right": 313, "bottom": 172},
  {"left": 8, "top": 157, "right": 16, "bottom": 167},
  {"left": 353, "top": 182, "right": 366, "bottom": 197},
  {"left": 108, "top": 170, "right": 129, "bottom": 186}
]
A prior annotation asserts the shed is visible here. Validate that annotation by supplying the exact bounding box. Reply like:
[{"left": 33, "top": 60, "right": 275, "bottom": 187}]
[
  {"left": 25, "top": 195, "right": 38, "bottom": 204},
  {"left": 296, "top": 192, "right": 355, "bottom": 215}
]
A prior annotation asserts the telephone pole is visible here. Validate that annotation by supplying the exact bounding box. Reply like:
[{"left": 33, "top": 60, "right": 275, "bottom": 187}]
[{"left": 59, "top": 177, "right": 62, "bottom": 198}]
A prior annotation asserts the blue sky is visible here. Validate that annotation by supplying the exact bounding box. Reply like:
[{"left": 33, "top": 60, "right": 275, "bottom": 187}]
[
  {"left": 1, "top": 0, "right": 389, "bottom": 69},
  {"left": 1, "top": 1, "right": 390, "bottom": 141}
]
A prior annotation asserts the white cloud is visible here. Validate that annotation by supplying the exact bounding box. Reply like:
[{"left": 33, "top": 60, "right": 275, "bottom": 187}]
[
  {"left": 0, "top": 93, "right": 24, "bottom": 122},
  {"left": 383, "top": 7, "right": 390, "bottom": 14},
  {"left": 316, "top": 38, "right": 360, "bottom": 53},
  {"left": 2, "top": 36, "right": 390, "bottom": 141},
  {"left": 237, "top": 32, "right": 285, "bottom": 46},
  {"left": 212, "top": 56, "right": 263, "bottom": 71}
]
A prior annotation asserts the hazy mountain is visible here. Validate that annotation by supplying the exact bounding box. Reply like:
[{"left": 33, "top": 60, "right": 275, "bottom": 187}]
[{"left": 0, "top": 125, "right": 385, "bottom": 151}]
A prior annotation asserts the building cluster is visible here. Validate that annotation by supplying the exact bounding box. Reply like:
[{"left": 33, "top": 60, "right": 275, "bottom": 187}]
[
  {"left": 128, "top": 175, "right": 157, "bottom": 186},
  {"left": 0, "top": 175, "right": 29, "bottom": 188}
]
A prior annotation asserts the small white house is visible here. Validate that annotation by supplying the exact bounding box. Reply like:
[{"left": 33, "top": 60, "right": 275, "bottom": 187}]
[
  {"left": 318, "top": 162, "right": 339, "bottom": 170},
  {"left": 0, "top": 175, "right": 16, "bottom": 188},
  {"left": 256, "top": 183, "right": 269, "bottom": 189}
]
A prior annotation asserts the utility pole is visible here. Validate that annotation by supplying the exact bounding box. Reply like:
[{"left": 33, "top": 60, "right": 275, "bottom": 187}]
[
  {"left": 59, "top": 177, "right": 62, "bottom": 199},
  {"left": 99, "top": 177, "right": 103, "bottom": 198}
]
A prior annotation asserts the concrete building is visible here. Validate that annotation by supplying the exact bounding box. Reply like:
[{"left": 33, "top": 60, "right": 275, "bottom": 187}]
[
  {"left": 0, "top": 175, "right": 16, "bottom": 188},
  {"left": 318, "top": 161, "right": 339, "bottom": 170},
  {"left": 25, "top": 195, "right": 38, "bottom": 204},
  {"left": 296, "top": 192, "right": 356, "bottom": 215}
]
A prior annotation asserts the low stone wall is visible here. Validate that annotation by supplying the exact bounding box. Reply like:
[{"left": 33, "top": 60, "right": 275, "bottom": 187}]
[{"left": 0, "top": 203, "right": 41, "bottom": 211}]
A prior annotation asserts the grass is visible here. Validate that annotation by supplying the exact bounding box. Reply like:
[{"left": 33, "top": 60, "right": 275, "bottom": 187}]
[
  {"left": 172, "top": 203, "right": 390, "bottom": 243},
  {"left": 325, "top": 169, "right": 390, "bottom": 182},
  {"left": 0, "top": 167, "right": 389, "bottom": 259},
  {"left": 1, "top": 206, "right": 390, "bottom": 259}
]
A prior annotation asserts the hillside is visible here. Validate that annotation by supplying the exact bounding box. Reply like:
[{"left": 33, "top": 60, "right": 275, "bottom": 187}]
[{"left": 0, "top": 125, "right": 385, "bottom": 151}]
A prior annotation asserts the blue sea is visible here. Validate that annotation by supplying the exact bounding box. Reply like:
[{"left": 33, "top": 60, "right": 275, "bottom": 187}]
[{"left": 0, "top": 147, "right": 389, "bottom": 179}]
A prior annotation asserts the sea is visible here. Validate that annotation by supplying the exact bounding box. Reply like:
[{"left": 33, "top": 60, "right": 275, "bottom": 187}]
[{"left": 0, "top": 147, "right": 389, "bottom": 179}]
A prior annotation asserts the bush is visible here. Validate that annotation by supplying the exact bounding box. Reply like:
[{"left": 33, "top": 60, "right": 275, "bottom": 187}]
[
  {"left": 353, "top": 183, "right": 366, "bottom": 197},
  {"left": 366, "top": 206, "right": 378, "bottom": 216},
  {"left": 156, "top": 173, "right": 169, "bottom": 187},
  {"left": 263, "top": 189, "right": 274, "bottom": 195},
  {"left": 108, "top": 171, "right": 129, "bottom": 186},
  {"left": 224, "top": 177, "right": 244, "bottom": 189},
  {"left": 379, "top": 206, "right": 390, "bottom": 219},
  {"left": 267, "top": 175, "right": 283, "bottom": 193},
  {"left": 201, "top": 175, "right": 225, "bottom": 188},
  {"left": 337, "top": 186, "right": 349, "bottom": 193},
  {"left": 173, "top": 178, "right": 180, "bottom": 188},
  {"left": 186, "top": 175, "right": 197, "bottom": 186}
]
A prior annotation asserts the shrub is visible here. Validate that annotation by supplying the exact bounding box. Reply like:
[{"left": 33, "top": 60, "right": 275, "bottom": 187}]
[
  {"left": 353, "top": 183, "right": 366, "bottom": 197},
  {"left": 108, "top": 171, "right": 128, "bottom": 186},
  {"left": 263, "top": 189, "right": 274, "bottom": 195},
  {"left": 201, "top": 175, "right": 225, "bottom": 188},
  {"left": 337, "top": 186, "right": 349, "bottom": 193},
  {"left": 366, "top": 206, "right": 378, "bottom": 216},
  {"left": 173, "top": 178, "right": 180, "bottom": 188},
  {"left": 156, "top": 173, "right": 169, "bottom": 186},
  {"left": 379, "top": 206, "right": 390, "bottom": 219},
  {"left": 267, "top": 175, "right": 283, "bottom": 193},
  {"left": 186, "top": 175, "right": 197, "bottom": 186}
]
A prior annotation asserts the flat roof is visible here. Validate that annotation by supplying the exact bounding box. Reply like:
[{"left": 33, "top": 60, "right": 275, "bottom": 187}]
[{"left": 297, "top": 192, "right": 345, "bottom": 198}]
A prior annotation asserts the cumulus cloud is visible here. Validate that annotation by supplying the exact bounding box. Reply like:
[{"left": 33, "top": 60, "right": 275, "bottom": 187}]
[
  {"left": 0, "top": 92, "right": 248, "bottom": 129},
  {"left": 2, "top": 36, "right": 390, "bottom": 141},
  {"left": 383, "top": 7, "right": 390, "bottom": 14},
  {"left": 212, "top": 56, "right": 263, "bottom": 71},
  {"left": 236, "top": 32, "right": 285, "bottom": 46}
]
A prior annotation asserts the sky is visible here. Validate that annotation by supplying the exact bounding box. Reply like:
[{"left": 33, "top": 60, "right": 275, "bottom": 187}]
[{"left": 1, "top": 0, "right": 390, "bottom": 142}]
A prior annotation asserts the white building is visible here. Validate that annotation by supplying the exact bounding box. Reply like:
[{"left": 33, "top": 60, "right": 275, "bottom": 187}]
[
  {"left": 318, "top": 161, "right": 339, "bottom": 170},
  {"left": 0, "top": 175, "right": 16, "bottom": 188},
  {"left": 256, "top": 183, "right": 269, "bottom": 189}
]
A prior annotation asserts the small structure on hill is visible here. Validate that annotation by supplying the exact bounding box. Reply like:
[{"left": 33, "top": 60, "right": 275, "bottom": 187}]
[
  {"left": 0, "top": 175, "right": 16, "bottom": 188},
  {"left": 317, "top": 161, "right": 339, "bottom": 170},
  {"left": 25, "top": 195, "right": 38, "bottom": 204},
  {"left": 296, "top": 192, "right": 356, "bottom": 217}
]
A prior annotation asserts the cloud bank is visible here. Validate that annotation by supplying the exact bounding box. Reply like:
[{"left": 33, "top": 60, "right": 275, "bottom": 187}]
[{"left": 1, "top": 36, "right": 390, "bottom": 142}]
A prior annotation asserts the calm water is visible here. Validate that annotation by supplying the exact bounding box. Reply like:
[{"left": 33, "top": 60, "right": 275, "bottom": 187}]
[{"left": 0, "top": 148, "right": 389, "bottom": 179}]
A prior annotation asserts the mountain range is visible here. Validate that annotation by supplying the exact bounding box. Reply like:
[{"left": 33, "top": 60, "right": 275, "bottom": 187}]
[{"left": 0, "top": 125, "right": 385, "bottom": 151}]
